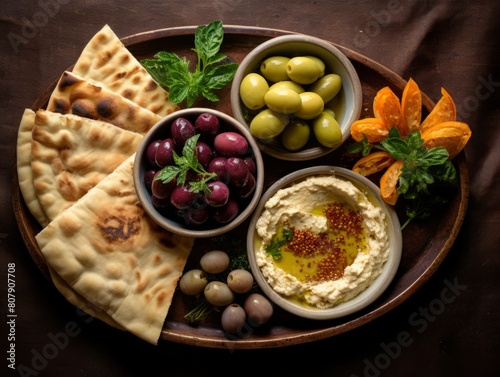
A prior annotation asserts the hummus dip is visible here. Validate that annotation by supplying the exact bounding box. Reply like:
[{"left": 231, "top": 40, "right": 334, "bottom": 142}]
[{"left": 255, "top": 174, "right": 390, "bottom": 309}]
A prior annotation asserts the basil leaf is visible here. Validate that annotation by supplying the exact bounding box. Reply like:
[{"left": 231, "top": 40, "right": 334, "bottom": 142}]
[
  {"left": 207, "top": 52, "right": 230, "bottom": 66},
  {"left": 141, "top": 60, "right": 169, "bottom": 85},
  {"left": 140, "top": 21, "right": 236, "bottom": 107},
  {"left": 201, "top": 63, "right": 239, "bottom": 89},
  {"left": 405, "top": 130, "right": 424, "bottom": 150},
  {"left": 381, "top": 137, "right": 411, "bottom": 160},
  {"left": 195, "top": 20, "right": 224, "bottom": 66},
  {"left": 421, "top": 147, "right": 449, "bottom": 167},
  {"left": 431, "top": 161, "right": 458, "bottom": 185},
  {"left": 387, "top": 127, "right": 401, "bottom": 139}
]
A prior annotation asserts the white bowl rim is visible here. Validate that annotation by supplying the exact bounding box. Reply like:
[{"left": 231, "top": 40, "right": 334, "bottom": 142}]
[
  {"left": 133, "top": 107, "right": 265, "bottom": 238},
  {"left": 246, "top": 165, "right": 402, "bottom": 320},
  {"left": 231, "top": 34, "right": 363, "bottom": 161}
]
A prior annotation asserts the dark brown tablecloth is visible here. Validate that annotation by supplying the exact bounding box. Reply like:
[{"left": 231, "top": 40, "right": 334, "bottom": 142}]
[{"left": 1, "top": 1, "right": 498, "bottom": 376}]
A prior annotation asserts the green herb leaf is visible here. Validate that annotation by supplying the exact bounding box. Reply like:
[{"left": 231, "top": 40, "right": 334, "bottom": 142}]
[
  {"left": 154, "top": 134, "right": 216, "bottom": 193},
  {"left": 380, "top": 136, "right": 411, "bottom": 160},
  {"left": 184, "top": 296, "right": 213, "bottom": 322},
  {"left": 194, "top": 21, "right": 224, "bottom": 68},
  {"left": 266, "top": 227, "right": 294, "bottom": 260},
  {"left": 401, "top": 194, "right": 449, "bottom": 230},
  {"left": 348, "top": 125, "right": 459, "bottom": 229},
  {"left": 140, "top": 20, "right": 237, "bottom": 107},
  {"left": 347, "top": 134, "right": 373, "bottom": 156}
]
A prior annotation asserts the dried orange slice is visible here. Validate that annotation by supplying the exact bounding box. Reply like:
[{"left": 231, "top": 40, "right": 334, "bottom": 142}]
[
  {"left": 350, "top": 117, "right": 388, "bottom": 143},
  {"left": 373, "top": 86, "right": 404, "bottom": 134},
  {"left": 421, "top": 121, "right": 472, "bottom": 159},
  {"left": 380, "top": 160, "right": 404, "bottom": 205},
  {"left": 420, "top": 88, "right": 456, "bottom": 132},
  {"left": 352, "top": 151, "right": 396, "bottom": 177},
  {"left": 401, "top": 78, "right": 422, "bottom": 135}
]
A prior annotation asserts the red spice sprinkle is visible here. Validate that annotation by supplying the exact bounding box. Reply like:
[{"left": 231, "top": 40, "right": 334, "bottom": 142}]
[
  {"left": 324, "top": 203, "right": 364, "bottom": 237},
  {"left": 316, "top": 252, "right": 347, "bottom": 281},
  {"left": 285, "top": 228, "right": 347, "bottom": 282}
]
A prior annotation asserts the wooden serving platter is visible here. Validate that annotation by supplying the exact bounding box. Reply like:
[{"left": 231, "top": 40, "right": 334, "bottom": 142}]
[{"left": 12, "top": 25, "right": 469, "bottom": 349}]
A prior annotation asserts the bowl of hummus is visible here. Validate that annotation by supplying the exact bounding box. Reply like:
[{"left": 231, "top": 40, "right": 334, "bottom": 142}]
[{"left": 246, "top": 166, "right": 402, "bottom": 320}]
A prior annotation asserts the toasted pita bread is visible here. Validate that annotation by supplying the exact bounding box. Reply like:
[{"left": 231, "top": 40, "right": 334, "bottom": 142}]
[
  {"left": 16, "top": 109, "right": 50, "bottom": 227},
  {"left": 31, "top": 110, "right": 143, "bottom": 222},
  {"left": 47, "top": 71, "right": 162, "bottom": 135},
  {"left": 72, "top": 24, "right": 180, "bottom": 117},
  {"left": 48, "top": 267, "right": 124, "bottom": 330},
  {"left": 36, "top": 155, "right": 194, "bottom": 344}
]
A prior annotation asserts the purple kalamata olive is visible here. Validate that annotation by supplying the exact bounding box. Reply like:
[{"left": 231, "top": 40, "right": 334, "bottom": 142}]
[{"left": 214, "top": 132, "right": 248, "bottom": 156}]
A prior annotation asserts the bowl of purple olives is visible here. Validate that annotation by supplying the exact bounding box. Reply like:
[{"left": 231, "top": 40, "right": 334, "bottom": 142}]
[
  {"left": 133, "top": 108, "right": 264, "bottom": 238},
  {"left": 230, "top": 34, "right": 362, "bottom": 161}
]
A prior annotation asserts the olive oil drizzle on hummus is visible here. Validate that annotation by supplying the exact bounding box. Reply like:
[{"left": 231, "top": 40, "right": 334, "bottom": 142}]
[{"left": 270, "top": 201, "right": 368, "bottom": 284}]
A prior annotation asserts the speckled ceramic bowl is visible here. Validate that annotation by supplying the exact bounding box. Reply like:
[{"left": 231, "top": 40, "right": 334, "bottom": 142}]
[
  {"left": 230, "top": 34, "right": 362, "bottom": 161},
  {"left": 134, "top": 108, "right": 264, "bottom": 238},
  {"left": 246, "top": 166, "right": 402, "bottom": 320}
]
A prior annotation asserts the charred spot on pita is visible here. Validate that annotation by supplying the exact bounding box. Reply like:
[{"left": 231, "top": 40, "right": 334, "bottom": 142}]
[
  {"left": 96, "top": 97, "right": 115, "bottom": 118},
  {"left": 99, "top": 214, "right": 141, "bottom": 243},
  {"left": 71, "top": 100, "right": 98, "bottom": 119},
  {"left": 59, "top": 72, "right": 79, "bottom": 90}
]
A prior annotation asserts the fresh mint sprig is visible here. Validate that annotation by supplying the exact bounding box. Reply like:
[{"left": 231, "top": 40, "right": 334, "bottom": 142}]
[
  {"left": 141, "top": 20, "right": 238, "bottom": 107},
  {"left": 154, "top": 134, "right": 216, "bottom": 194}
]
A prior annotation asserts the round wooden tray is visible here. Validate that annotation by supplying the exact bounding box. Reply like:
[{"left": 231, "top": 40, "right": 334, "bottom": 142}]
[{"left": 12, "top": 25, "right": 469, "bottom": 349}]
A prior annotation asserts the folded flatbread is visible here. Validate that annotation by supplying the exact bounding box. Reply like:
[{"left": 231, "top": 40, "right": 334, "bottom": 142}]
[
  {"left": 48, "top": 267, "right": 124, "bottom": 330},
  {"left": 47, "top": 71, "right": 162, "bottom": 135},
  {"left": 16, "top": 109, "right": 50, "bottom": 227},
  {"left": 72, "top": 24, "right": 180, "bottom": 117},
  {"left": 31, "top": 110, "right": 143, "bottom": 222},
  {"left": 36, "top": 155, "right": 194, "bottom": 344}
]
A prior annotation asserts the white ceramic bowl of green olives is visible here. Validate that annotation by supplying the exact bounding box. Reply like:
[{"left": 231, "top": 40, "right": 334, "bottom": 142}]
[{"left": 230, "top": 34, "right": 363, "bottom": 161}]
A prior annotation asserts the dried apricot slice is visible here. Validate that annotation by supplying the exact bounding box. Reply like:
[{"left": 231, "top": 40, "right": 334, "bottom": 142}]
[
  {"left": 421, "top": 121, "right": 472, "bottom": 159},
  {"left": 420, "top": 88, "right": 456, "bottom": 132},
  {"left": 350, "top": 117, "right": 388, "bottom": 143},
  {"left": 380, "top": 160, "right": 404, "bottom": 205},
  {"left": 373, "top": 86, "right": 404, "bottom": 134},
  {"left": 401, "top": 78, "right": 422, "bottom": 135},
  {"left": 352, "top": 151, "right": 396, "bottom": 177}
]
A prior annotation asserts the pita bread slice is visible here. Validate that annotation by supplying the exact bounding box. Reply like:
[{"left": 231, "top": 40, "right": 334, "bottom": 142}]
[
  {"left": 48, "top": 267, "right": 124, "bottom": 330},
  {"left": 72, "top": 24, "right": 180, "bottom": 117},
  {"left": 16, "top": 109, "right": 50, "bottom": 227},
  {"left": 47, "top": 71, "right": 162, "bottom": 135},
  {"left": 31, "top": 110, "right": 143, "bottom": 222},
  {"left": 35, "top": 155, "right": 194, "bottom": 344}
]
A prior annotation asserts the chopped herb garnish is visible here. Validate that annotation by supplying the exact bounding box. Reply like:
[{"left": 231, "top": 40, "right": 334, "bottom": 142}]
[{"left": 265, "top": 227, "right": 294, "bottom": 260}]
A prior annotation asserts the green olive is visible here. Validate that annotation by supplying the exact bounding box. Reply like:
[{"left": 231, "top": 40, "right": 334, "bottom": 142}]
[
  {"left": 281, "top": 118, "right": 310, "bottom": 151},
  {"left": 294, "top": 92, "right": 324, "bottom": 120},
  {"left": 260, "top": 56, "right": 290, "bottom": 82},
  {"left": 249, "top": 109, "right": 289, "bottom": 139},
  {"left": 264, "top": 87, "right": 302, "bottom": 114},
  {"left": 323, "top": 108, "right": 336, "bottom": 119},
  {"left": 286, "top": 56, "right": 323, "bottom": 85},
  {"left": 304, "top": 55, "right": 325, "bottom": 78},
  {"left": 312, "top": 111, "right": 342, "bottom": 148},
  {"left": 310, "top": 73, "right": 342, "bottom": 103},
  {"left": 269, "top": 80, "right": 305, "bottom": 94},
  {"left": 239, "top": 73, "right": 269, "bottom": 110}
]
